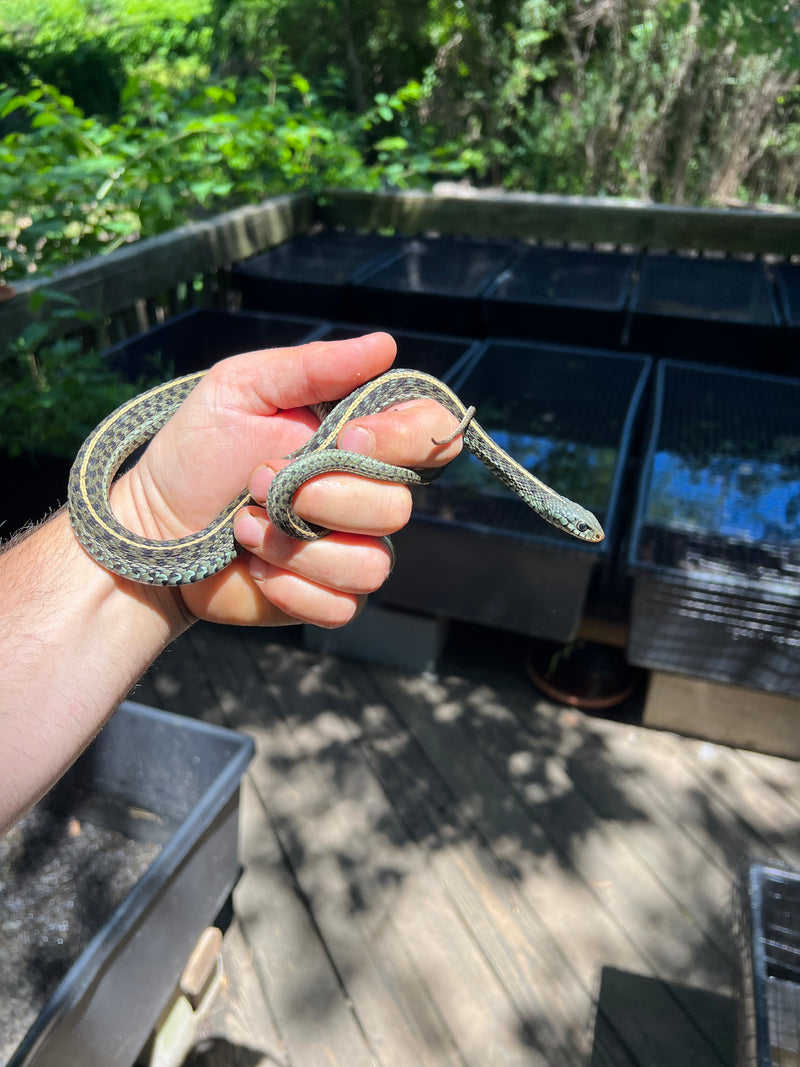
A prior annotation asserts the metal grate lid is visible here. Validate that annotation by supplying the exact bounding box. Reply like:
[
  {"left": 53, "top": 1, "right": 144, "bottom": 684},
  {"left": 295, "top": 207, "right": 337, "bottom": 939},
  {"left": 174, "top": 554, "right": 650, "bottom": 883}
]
[
  {"left": 631, "top": 254, "right": 777, "bottom": 324},
  {"left": 235, "top": 230, "right": 402, "bottom": 284},
  {"left": 633, "top": 361, "right": 800, "bottom": 578},
  {"left": 742, "top": 860, "right": 800, "bottom": 1067},
  {"left": 356, "top": 236, "right": 517, "bottom": 297},
  {"left": 487, "top": 246, "right": 637, "bottom": 310}
]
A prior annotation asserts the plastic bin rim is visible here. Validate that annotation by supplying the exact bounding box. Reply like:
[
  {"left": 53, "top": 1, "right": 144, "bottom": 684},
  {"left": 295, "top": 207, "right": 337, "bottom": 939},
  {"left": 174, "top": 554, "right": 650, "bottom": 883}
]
[
  {"left": 461, "top": 336, "right": 653, "bottom": 366},
  {"left": 654, "top": 356, "right": 800, "bottom": 389}
]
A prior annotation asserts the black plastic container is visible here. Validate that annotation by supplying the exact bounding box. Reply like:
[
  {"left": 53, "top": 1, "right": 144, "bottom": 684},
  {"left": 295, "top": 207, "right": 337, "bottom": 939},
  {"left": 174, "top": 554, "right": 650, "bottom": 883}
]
[
  {"left": 381, "top": 340, "right": 651, "bottom": 641},
  {"left": 628, "top": 360, "right": 800, "bottom": 697},
  {"left": 349, "top": 236, "right": 520, "bottom": 336},
  {"left": 231, "top": 230, "right": 402, "bottom": 319},
  {"left": 628, "top": 254, "right": 782, "bottom": 370},
  {"left": 776, "top": 262, "right": 800, "bottom": 327},
  {"left": 736, "top": 859, "right": 800, "bottom": 1067},
  {"left": 775, "top": 262, "right": 800, "bottom": 376},
  {"left": 483, "top": 245, "right": 637, "bottom": 348},
  {"left": 5, "top": 701, "right": 254, "bottom": 1067},
  {"left": 104, "top": 307, "right": 326, "bottom": 379},
  {"left": 310, "top": 322, "right": 479, "bottom": 382}
]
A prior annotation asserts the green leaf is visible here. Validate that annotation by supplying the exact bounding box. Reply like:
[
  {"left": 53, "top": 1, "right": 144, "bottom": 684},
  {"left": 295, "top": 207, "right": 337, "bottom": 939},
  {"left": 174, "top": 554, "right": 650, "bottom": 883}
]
[
  {"left": 19, "top": 322, "right": 50, "bottom": 348},
  {"left": 31, "top": 112, "right": 60, "bottom": 129},
  {"left": 1, "top": 94, "right": 31, "bottom": 118},
  {"left": 374, "top": 136, "right": 409, "bottom": 152}
]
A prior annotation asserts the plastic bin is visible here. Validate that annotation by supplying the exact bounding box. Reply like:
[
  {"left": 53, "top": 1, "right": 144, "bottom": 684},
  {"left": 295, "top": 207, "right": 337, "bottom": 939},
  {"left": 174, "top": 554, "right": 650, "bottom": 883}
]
[
  {"left": 349, "top": 236, "right": 520, "bottom": 336},
  {"left": 628, "top": 360, "right": 800, "bottom": 697},
  {"left": 104, "top": 307, "right": 326, "bottom": 379},
  {"left": 231, "top": 230, "right": 402, "bottom": 319},
  {"left": 483, "top": 245, "right": 637, "bottom": 348},
  {"left": 628, "top": 254, "right": 782, "bottom": 370},
  {"left": 774, "top": 262, "right": 800, "bottom": 376},
  {"left": 4, "top": 701, "right": 254, "bottom": 1067},
  {"left": 380, "top": 339, "right": 651, "bottom": 641},
  {"left": 736, "top": 859, "right": 800, "bottom": 1067},
  {"left": 775, "top": 262, "right": 800, "bottom": 327}
]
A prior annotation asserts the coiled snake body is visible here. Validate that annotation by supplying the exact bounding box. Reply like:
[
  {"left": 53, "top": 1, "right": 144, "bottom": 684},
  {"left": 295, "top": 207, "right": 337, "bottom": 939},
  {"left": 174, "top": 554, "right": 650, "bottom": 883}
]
[{"left": 68, "top": 367, "right": 604, "bottom": 585}]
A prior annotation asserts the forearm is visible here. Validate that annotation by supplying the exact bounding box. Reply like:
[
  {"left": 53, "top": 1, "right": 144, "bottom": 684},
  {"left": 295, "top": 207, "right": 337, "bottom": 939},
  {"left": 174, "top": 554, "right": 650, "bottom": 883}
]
[{"left": 0, "top": 508, "right": 191, "bottom": 833}]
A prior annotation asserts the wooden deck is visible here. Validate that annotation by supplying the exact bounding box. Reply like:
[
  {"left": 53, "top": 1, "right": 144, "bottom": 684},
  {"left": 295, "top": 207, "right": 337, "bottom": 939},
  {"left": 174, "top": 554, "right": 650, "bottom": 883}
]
[{"left": 133, "top": 620, "right": 800, "bottom": 1067}]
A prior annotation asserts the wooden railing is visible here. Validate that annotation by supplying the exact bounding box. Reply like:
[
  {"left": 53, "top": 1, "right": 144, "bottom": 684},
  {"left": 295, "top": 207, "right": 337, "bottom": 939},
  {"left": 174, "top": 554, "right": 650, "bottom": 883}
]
[
  {"left": 0, "top": 193, "right": 314, "bottom": 356},
  {"left": 320, "top": 188, "right": 800, "bottom": 256},
  {"left": 2, "top": 187, "right": 798, "bottom": 355}
]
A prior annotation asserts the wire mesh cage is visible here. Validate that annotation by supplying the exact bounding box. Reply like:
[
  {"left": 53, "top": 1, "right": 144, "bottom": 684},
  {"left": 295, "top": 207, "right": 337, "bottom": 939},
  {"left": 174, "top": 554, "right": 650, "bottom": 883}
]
[
  {"left": 736, "top": 860, "right": 800, "bottom": 1067},
  {"left": 483, "top": 245, "right": 637, "bottom": 348},
  {"left": 628, "top": 360, "right": 800, "bottom": 696}
]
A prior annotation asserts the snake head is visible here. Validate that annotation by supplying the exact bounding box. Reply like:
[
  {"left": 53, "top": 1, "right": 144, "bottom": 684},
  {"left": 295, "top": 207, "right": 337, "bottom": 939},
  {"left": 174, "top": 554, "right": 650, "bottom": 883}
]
[{"left": 562, "top": 501, "right": 605, "bottom": 543}]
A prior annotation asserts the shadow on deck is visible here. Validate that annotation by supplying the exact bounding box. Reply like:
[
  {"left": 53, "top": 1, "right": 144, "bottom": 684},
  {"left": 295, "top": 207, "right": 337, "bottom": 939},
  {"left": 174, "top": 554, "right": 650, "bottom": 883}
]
[{"left": 134, "top": 620, "right": 800, "bottom": 1067}]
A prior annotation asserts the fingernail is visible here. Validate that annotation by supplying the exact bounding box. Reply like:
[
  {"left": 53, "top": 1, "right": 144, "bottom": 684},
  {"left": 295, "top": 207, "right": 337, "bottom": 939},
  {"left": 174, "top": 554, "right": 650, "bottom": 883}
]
[
  {"left": 249, "top": 556, "right": 270, "bottom": 582},
  {"left": 234, "top": 513, "right": 265, "bottom": 549},
  {"left": 339, "top": 425, "right": 375, "bottom": 455},
  {"left": 250, "top": 464, "right": 277, "bottom": 504},
  {"left": 382, "top": 535, "right": 396, "bottom": 574}
]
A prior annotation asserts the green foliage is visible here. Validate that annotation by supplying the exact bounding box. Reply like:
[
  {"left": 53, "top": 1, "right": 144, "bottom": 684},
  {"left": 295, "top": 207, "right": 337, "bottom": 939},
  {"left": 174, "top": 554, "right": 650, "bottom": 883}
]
[
  {"left": 0, "top": 73, "right": 472, "bottom": 281},
  {"left": 0, "top": 290, "right": 166, "bottom": 459},
  {"left": 0, "top": 0, "right": 798, "bottom": 289},
  {"left": 0, "top": 0, "right": 214, "bottom": 115}
]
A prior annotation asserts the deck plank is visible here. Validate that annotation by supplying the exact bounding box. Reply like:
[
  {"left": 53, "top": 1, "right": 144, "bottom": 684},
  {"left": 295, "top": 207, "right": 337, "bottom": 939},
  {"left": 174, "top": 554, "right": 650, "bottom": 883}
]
[
  {"left": 130, "top": 621, "right": 800, "bottom": 1066},
  {"left": 235, "top": 772, "right": 376, "bottom": 1067},
  {"left": 361, "top": 663, "right": 732, "bottom": 1064},
  {"left": 188, "top": 627, "right": 470, "bottom": 1067}
]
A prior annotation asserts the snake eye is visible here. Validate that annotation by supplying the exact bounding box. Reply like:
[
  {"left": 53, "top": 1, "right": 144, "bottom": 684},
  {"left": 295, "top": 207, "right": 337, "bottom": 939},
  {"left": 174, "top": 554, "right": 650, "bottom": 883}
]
[{"left": 577, "top": 521, "right": 588, "bottom": 533}]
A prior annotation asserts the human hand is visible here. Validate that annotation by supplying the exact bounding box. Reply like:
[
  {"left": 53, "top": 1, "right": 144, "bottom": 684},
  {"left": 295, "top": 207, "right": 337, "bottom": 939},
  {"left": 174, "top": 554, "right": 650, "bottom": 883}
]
[{"left": 112, "top": 333, "right": 463, "bottom": 629}]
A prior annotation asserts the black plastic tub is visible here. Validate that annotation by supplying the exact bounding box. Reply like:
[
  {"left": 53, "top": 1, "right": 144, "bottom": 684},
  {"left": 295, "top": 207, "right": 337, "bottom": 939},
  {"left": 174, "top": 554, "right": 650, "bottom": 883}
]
[
  {"left": 310, "top": 322, "right": 479, "bottom": 382},
  {"left": 231, "top": 230, "right": 402, "bottom": 319},
  {"left": 380, "top": 340, "right": 651, "bottom": 641},
  {"left": 627, "top": 360, "right": 800, "bottom": 697},
  {"left": 628, "top": 254, "right": 782, "bottom": 370},
  {"left": 736, "top": 859, "right": 800, "bottom": 1067},
  {"left": 776, "top": 262, "right": 800, "bottom": 325},
  {"left": 3, "top": 701, "right": 254, "bottom": 1067},
  {"left": 775, "top": 262, "right": 800, "bottom": 374},
  {"left": 483, "top": 246, "right": 638, "bottom": 348},
  {"left": 104, "top": 307, "right": 326, "bottom": 380},
  {"left": 348, "top": 236, "right": 520, "bottom": 336}
]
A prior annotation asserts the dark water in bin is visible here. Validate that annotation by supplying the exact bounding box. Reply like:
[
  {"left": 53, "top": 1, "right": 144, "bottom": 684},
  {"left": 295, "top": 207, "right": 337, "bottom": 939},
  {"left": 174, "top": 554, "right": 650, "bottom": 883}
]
[
  {"left": 638, "top": 365, "right": 800, "bottom": 575},
  {"left": 0, "top": 802, "right": 163, "bottom": 1064},
  {"left": 412, "top": 344, "right": 634, "bottom": 538},
  {"left": 361, "top": 238, "right": 514, "bottom": 296}
]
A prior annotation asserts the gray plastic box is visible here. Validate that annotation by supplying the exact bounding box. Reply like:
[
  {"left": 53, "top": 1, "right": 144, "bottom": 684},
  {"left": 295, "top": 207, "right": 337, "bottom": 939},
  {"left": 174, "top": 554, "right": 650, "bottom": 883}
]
[{"left": 6, "top": 701, "right": 254, "bottom": 1067}]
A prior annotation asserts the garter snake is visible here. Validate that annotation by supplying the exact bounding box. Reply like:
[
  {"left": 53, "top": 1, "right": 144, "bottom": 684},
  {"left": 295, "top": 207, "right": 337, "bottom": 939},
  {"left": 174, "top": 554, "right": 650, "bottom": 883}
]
[{"left": 68, "top": 367, "right": 604, "bottom": 586}]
